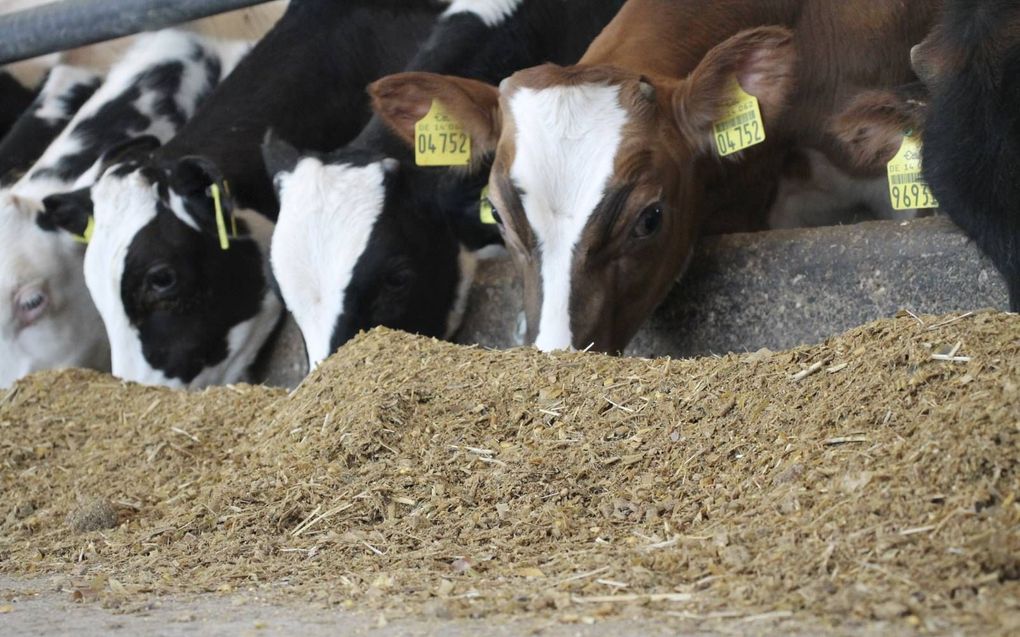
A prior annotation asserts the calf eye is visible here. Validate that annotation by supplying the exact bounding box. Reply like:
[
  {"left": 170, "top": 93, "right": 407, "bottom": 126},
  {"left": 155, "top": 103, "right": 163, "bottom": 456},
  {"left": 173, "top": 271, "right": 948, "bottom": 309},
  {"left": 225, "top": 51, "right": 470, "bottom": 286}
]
[
  {"left": 633, "top": 204, "right": 664, "bottom": 239},
  {"left": 145, "top": 264, "right": 178, "bottom": 295},
  {"left": 384, "top": 269, "right": 414, "bottom": 291},
  {"left": 15, "top": 288, "right": 48, "bottom": 326}
]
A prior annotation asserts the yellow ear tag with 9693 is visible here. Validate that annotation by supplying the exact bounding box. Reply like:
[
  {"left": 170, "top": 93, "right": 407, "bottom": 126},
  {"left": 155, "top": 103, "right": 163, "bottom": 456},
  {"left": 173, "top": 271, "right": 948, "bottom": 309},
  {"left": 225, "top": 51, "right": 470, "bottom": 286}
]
[
  {"left": 713, "top": 77, "right": 767, "bottom": 157},
  {"left": 415, "top": 100, "right": 471, "bottom": 167},
  {"left": 480, "top": 185, "right": 496, "bottom": 225},
  {"left": 886, "top": 133, "right": 939, "bottom": 211}
]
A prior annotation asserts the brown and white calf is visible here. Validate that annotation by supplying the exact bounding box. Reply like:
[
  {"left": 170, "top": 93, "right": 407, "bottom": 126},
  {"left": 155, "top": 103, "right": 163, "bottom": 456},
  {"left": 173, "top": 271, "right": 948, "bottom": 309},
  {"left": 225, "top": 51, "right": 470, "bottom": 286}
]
[{"left": 371, "top": 0, "right": 939, "bottom": 353}]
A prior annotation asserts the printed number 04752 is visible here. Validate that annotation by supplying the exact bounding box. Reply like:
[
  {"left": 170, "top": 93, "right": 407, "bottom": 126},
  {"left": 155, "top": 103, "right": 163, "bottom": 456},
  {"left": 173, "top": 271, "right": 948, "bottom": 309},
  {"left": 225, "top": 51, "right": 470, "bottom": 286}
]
[{"left": 417, "top": 132, "right": 468, "bottom": 155}]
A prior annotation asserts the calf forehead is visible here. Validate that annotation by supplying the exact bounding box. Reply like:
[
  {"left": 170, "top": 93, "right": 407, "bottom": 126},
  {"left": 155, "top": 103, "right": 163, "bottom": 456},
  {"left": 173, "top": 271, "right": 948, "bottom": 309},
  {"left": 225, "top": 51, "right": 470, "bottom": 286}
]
[
  {"left": 274, "top": 159, "right": 387, "bottom": 312},
  {"left": 506, "top": 83, "right": 629, "bottom": 234},
  {"left": 89, "top": 171, "right": 161, "bottom": 283}
]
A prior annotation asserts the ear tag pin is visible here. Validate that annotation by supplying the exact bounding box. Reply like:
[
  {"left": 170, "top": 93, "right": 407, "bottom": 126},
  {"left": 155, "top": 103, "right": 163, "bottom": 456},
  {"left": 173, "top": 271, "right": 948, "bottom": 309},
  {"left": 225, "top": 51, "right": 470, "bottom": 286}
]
[
  {"left": 72, "top": 216, "right": 95, "bottom": 244},
  {"left": 480, "top": 185, "right": 496, "bottom": 225},
  {"left": 211, "top": 183, "right": 230, "bottom": 251}
]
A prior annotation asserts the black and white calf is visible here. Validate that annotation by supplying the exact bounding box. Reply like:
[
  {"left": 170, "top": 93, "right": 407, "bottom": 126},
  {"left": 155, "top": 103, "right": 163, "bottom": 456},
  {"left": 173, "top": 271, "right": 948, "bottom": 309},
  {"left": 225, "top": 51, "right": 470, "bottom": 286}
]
[
  {"left": 911, "top": 0, "right": 1020, "bottom": 310},
  {"left": 0, "top": 65, "right": 102, "bottom": 184},
  {"left": 67, "top": 0, "right": 439, "bottom": 388},
  {"left": 265, "top": 0, "right": 626, "bottom": 368},
  {"left": 0, "top": 30, "right": 246, "bottom": 388}
]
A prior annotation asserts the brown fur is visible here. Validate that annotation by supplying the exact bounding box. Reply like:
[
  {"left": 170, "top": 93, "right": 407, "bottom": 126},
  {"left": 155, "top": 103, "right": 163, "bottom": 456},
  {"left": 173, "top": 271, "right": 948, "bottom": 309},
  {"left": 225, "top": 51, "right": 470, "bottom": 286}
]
[
  {"left": 369, "top": 73, "right": 502, "bottom": 166},
  {"left": 829, "top": 88, "right": 929, "bottom": 173}
]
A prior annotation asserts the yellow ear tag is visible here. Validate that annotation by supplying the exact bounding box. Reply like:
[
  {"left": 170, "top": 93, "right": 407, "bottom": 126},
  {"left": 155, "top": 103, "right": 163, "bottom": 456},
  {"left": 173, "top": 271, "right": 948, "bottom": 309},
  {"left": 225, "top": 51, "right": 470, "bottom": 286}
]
[
  {"left": 886, "top": 133, "right": 939, "bottom": 211},
  {"left": 479, "top": 185, "right": 496, "bottom": 225},
  {"left": 211, "top": 183, "right": 230, "bottom": 251},
  {"left": 72, "top": 216, "right": 95, "bottom": 244},
  {"left": 713, "top": 77, "right": 767, "bottom": 157},
  {"left": 414, "top": 100, "right": 471, "bottom": 167}
]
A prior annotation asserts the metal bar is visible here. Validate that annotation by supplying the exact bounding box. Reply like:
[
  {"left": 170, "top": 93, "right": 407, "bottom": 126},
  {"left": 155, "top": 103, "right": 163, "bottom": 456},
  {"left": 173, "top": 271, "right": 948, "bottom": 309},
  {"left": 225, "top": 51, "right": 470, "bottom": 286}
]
[{"left": 0, "top": 0, "right": 275, "bottom": 65}]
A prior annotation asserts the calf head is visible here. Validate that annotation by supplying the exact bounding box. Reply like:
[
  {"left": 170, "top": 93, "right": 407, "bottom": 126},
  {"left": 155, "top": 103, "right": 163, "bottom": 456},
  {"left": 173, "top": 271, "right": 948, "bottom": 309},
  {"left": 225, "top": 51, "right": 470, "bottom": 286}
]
[
  {"left": 263, "top": 134, "right": 480, "bottom": 368},
  {"left": 910, "top": 1, "right": 1020, "bottom": 91},
  {"left": 49, "top": 157, "right": 282, "bottom": 388},
  {"left": 371, "top": 27, "right": 795, "bottom": 353},
  {"left": 0, "top": 192, "right": 108, "bottom": 387}
]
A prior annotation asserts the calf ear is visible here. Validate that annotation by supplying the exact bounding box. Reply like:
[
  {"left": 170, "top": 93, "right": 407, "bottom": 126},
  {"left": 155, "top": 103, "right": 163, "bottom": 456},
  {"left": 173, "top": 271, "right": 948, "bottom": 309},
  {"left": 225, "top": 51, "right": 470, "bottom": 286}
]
[
  {"left": 170, "top": 156, "right": 233, "bottom": 236},
  {"left": 99, "top": 135, "right": 161, "bottom": 171},
  {"left": 829, "top": 87, "right": 929, "bottom": 172},
  {"left": 674, "top": 26, "right": 796, "bottom": 154},
  {"left": 369, "top": 72, "right": 502, "bottom": 164},
  {"left": 261, "top": 130, "right": 302, "bottom": 185},
  {"left": 38, "top": 188, "right": 94, "bottom": 237}
]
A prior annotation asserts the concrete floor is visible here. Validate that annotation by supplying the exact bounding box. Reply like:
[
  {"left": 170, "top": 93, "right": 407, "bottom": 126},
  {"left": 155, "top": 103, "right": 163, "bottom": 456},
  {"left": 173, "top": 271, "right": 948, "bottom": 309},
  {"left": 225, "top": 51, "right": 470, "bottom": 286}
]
[{"left": 1, "top": 577, "right": 928, "bottom": 637}]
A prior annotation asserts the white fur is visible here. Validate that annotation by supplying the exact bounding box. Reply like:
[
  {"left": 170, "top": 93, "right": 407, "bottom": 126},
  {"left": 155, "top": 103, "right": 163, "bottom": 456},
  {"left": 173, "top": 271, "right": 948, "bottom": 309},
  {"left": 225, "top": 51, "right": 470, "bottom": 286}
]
[
  {"left": 768, "top": 149, "right": 918, "bottom": 229},
  {"left": 32, "top": 65, "right": 101, "bottom": 123},
  {"left": 446, "top": 247, "right": 477, "bottom": 338},
  {"left": 272, "top": 158, "right": 387, "bottom": 368},
  {"left": 443, "top": 0, "right": 523, "bottom": 26},
  {"left": 507, "top": 84, "right": 628, "bottom": 352},
  {"left": 84, "top": 171, "right": 160, "bottom": 383}
]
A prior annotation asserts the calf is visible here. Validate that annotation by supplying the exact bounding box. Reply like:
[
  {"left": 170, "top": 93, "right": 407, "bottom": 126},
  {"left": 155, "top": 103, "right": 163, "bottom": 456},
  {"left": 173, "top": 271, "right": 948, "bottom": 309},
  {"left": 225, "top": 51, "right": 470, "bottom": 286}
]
[
  {"left": 371, "top": 0, "right": 939, "bottom": 353},
  {"left": 910, "top": 0, "right": 1020, "bottom": 310},
  {"left": 0, "top": 65, "right": 102, "bottom": 184},
  {"left": 53, "top": 0, "right": 439, "bottom": 388},
  {"left": 0, "top": 30, "right": 246, "bottom": 388},
  {"left": 265, "top": 0, "right": 627, "bottom": 368}
]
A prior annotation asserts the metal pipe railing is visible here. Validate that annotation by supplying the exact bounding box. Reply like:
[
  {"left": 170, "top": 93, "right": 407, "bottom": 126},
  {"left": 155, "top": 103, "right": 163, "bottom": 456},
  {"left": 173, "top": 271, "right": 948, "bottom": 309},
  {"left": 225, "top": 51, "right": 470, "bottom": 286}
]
[{"left": 0, "top": 0, "right": 275, "bottom": 65}]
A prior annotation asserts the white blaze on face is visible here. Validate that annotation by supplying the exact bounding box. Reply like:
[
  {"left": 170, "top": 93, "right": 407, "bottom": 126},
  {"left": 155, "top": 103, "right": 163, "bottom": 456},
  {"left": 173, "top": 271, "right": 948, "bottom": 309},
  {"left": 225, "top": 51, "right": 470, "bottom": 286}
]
[
  {"left": 84, "top": 170, "right": 166, "bottom": 384},
  {"left": 443, "top": 0, "right": 523, "bottom": 26},
  {"left": 272, "top": 158, "right": 387, "bottom": 368},
  {"left": 507, "top": 84, "right": 628, "bottom": 352}
]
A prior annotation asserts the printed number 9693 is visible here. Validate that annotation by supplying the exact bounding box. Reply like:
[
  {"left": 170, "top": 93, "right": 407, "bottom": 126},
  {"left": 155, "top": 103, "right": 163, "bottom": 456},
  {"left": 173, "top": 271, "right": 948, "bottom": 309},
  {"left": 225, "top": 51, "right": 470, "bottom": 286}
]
[{"left": 891, "top": 182, "right": 939, "bottom": 210}]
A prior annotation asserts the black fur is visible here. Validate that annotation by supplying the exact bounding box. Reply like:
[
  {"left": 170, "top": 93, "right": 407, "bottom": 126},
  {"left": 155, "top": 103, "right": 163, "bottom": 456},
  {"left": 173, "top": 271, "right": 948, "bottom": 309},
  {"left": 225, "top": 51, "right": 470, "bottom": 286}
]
[
  {"left": 155, "top": 0, "right": 441, "bottom": 220},
  {"left": 921, "top": 1, "right": 1020, "bottom": 310},
  {"left": 0, "top": 69, "right": 100, "bottom": 185},
  {"left": 280, "top": 0, "right": 628, "bottom": 353},
  {"left": 0, "top": 71, "right": 35, "bottom": 144}
]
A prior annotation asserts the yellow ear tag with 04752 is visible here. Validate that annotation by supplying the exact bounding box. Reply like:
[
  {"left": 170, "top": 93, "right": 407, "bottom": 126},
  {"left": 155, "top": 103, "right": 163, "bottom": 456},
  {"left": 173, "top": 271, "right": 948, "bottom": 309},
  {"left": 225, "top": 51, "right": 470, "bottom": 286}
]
[
  {"left": 72, "top": 216, "right": 95, "bottom": 244},
  {"left": 886, "top": 133, "right": 939, "bottom": 211},
  {"left": 713, "top": 77, "right": 767, "bottom": 157},
  {"left": 415, "top": 100, "right": 471, "bottom": 167},
  {"left": 480, "top": 185, "right": 496, "bottom": 225}
]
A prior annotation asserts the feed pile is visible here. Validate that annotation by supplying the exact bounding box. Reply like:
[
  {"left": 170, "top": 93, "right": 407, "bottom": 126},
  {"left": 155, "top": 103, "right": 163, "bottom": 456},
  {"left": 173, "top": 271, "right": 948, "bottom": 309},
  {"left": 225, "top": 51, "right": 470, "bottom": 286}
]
[{"left": 1, "top": 312, "right": 1017, "bottom": 631}]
